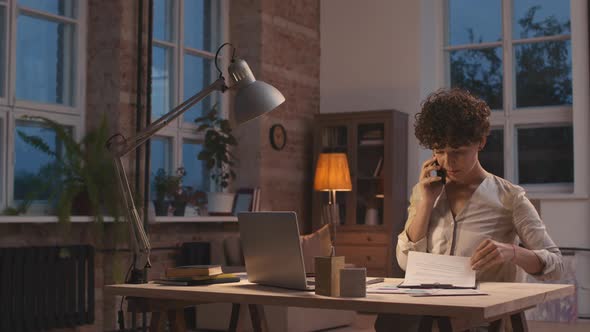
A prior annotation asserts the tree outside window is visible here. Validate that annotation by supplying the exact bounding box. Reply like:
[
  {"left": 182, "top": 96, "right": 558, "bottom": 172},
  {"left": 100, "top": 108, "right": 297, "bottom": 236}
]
[{"left": 446, "top": 0, "right": 573, "bottom": 189}]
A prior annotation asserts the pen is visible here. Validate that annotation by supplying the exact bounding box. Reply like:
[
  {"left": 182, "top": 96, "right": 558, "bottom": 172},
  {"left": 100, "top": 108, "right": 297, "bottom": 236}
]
[{"left": 419, "top": 283, "right": 454, "bottom": 289}]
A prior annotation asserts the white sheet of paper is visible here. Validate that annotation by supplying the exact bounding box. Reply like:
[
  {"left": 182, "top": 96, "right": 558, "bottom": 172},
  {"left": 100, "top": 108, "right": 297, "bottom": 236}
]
[{"left": 399, "top": 251, "right": 476, "bottom": 288}]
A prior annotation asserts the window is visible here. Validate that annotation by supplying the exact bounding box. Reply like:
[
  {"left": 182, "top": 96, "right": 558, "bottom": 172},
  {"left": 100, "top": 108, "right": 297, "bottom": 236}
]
[
  {"left": 0, "top": 0, "right": 86, "bottom": 214},
  {"left": 150, "top": 0, "right": 225, "bottom": 211},
  {"left": 0, "top": 110, "right": 5, "bottom": 205},
  {"left": 445, "top": 0, "right": 587, "bottom": 194}
]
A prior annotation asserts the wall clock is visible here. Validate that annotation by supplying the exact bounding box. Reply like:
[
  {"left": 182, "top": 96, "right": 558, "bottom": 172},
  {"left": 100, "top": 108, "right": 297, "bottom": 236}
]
[{"left": 269, "top": 124, "right": 287, "bottom": 150}]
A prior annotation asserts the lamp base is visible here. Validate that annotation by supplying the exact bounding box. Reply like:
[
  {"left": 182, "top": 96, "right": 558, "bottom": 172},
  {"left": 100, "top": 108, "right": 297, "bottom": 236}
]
[{"left": 129, "top": 268, "right": 148, "bottom": 284}]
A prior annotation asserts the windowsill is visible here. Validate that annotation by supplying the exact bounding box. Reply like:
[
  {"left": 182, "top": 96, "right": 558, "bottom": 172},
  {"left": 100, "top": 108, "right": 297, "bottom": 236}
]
[
  {"left": 152, "top": 216, "right": 238, "bottom": 223},
  {"left": 0, "top": 215, "right": 238, "bottom": 223},
  {"left": 526, "top": 192, "right": 589, "bottom": 201}
]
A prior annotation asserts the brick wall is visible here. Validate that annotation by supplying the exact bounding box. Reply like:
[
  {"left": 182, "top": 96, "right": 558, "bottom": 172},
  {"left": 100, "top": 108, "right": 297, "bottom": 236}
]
[
  {"left": 0, "top": 0, "right": 320, "bottom": 330},
  {"left": 232, "top": 0, "right": 321, "bottom": 234}
]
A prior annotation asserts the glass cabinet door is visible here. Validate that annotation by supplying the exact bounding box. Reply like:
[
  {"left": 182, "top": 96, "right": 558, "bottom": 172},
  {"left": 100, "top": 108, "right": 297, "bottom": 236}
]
[
  {"left": 320, "top": 125, "right": 348, "bottom": 225},
  {"left": 355, "top": 123, "right": 384, "bottom": 225}
]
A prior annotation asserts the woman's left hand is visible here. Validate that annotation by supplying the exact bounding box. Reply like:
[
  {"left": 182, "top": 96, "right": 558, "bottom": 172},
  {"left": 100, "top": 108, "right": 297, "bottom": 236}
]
[{"left": 470, "top": 239, "right": 514, "bottom": 271}]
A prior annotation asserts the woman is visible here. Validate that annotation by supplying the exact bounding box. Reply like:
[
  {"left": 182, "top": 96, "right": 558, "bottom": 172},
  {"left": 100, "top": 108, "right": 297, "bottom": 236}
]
[{"left": 375, "top": 88, "right": 564, "bottom": 331}]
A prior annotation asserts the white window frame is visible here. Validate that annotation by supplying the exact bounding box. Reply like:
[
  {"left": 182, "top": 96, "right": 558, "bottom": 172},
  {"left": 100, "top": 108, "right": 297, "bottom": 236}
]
[
  {"left": 151, "top": 0, "right": 229, "bottom": 196},
  {"left": 437, "top": 0, "right": 589, "bottom": 198},
  {"left": 0, "top": 0, "right": 87, "bottom": 216},
  {"left": 0, "top": 107, "right": 6, "bottom": 208},
  {"left": 0, "top": 2, "right": 9, "bottom": 104}
]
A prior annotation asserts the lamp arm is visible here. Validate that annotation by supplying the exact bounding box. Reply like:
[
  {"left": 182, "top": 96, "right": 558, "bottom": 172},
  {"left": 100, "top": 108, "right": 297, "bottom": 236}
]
[
  {"left": 110, "top": 78, "right": 227, "bottom": 158},
  {"left": 106, "top": 77, "right": 227, "bottom": 282}
]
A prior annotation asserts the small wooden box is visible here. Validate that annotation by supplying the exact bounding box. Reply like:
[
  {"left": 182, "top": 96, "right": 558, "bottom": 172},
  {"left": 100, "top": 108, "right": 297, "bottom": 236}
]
[
  {"left": 340, "top": 267, "right": 367, "bottom": 297},
  {"left": 314, "top": 256, "right": 345, "bottom": 297}
]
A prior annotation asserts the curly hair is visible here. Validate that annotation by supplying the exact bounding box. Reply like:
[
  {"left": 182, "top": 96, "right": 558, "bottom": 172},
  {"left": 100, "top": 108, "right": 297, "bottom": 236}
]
[{"left": 414, "top": 88, "right": 491, "bottom": 149}]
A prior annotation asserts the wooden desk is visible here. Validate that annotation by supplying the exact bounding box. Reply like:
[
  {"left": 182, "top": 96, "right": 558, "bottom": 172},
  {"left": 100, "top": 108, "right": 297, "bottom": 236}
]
[{"left": 105, "top": 278, "right": 573, "bottom": 332}]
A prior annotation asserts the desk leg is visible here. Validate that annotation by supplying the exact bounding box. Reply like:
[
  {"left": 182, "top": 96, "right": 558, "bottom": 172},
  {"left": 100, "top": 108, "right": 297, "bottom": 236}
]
[
  {"left": 167, "top": 309, "right": 187, "bottom": 332},
  {"left": 418, "top": 316, "right": 433, "bottom": 332},
  {"left": 488, "top": 318, "right": 505, "bottom": 332},
  {"left": 149, "top": 311, "right": 166, "bottom": 332},
  {"left": 248, "top": 304, "right": 269, "bottom": 332},
  {"left": 436, "top": 317, "right": 452, "bottom": 332},
  {"left": 228, "top": 303, "right": 240, "bottom": 332},
  {"left": 510, "top": 311, "right": 529, "bottom": 332},
  {"left": 418, "top": 316, "right": 454, "bottom": 332},
  {"left": 131, "top": 310, "right": 137, "bottom": 331}
]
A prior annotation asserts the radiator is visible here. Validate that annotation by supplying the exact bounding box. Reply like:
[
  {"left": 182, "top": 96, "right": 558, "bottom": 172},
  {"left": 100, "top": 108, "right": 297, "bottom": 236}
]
[{"left": 0, "top": 245, "right": 95, "bottom": 331}]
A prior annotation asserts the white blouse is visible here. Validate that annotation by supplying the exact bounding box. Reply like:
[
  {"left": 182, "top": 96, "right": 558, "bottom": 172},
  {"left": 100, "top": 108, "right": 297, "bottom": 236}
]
[{"left": 396, "top": 173, "right": 564, "bottom": 282}]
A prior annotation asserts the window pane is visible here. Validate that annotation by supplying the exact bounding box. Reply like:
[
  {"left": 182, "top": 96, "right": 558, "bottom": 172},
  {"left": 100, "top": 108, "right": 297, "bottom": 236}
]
[
  {"left": 182, "top": 140, "right": 208, "bottom": 191},
  {"left": 18, "top": 0, "right": 76, "bottom": 18},
  {"left": 14, "top": 121, "right": 65, "bottom": 201},
  {"left": 152, "top": 46, "right": 173, "bottom": 119},
  {"left": 16, "top": 15, "right": 75, "bottom": 106},
  {"left": 517, "top": 126, "right": 573, "bottom": 184},
  {"left": 153, "top": 0, "right": 173, "bottom": 42},
  {"left": 512, "top": 0, "right": 570, "bottom": 39},
  {"left": 448, "top": 0, "right": 501, "bottom": 45},
  {"left": 479, "top": 129, "right": 504, "bottom": 178},
  {"left": 0, "top": 118, "right": 3, "bottom": 204},
  {"left": 514, "top": 40, "right": 571, "bottom": 108},
  {"left": 184, "top": 0, "right": 219, "bottom": 52},
  {"left": 149, "top": 137, "right": 172, "bottom": 200},
  {"left": 449, "top": 47, "right": 503, "bottom": 110},
  {"left": 183, "top": 54, "right": 216, "bottom": 122},
  {"left": 0, "top": 6, "right": 6, "bottom": 97}
]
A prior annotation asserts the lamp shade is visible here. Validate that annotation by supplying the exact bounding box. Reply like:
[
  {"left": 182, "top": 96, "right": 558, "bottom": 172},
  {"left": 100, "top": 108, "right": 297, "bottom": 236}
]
[
  {"left": 228, "top": 58, "right": 286, "bottom": 124},
  {"left": 314, "top": 153, "right": 352, "bottom": 191}
]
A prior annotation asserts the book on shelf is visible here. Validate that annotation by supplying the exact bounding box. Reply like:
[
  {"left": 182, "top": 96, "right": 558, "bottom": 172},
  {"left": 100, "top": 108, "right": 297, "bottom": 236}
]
[
  {"left": 154, "top": 273, "right": 240, "bottom": 286},
  {"left": 361, "top": 129, "right": 383, "bottom": 139},
  {"left": 372, "top": 157, "right": 383, "bottom": 177},
  {"left": 165, "top": 264, "right": 223, "bottom": 278},
  {"left": 359, "top": 139, "right": 384, "bottom": 146}
]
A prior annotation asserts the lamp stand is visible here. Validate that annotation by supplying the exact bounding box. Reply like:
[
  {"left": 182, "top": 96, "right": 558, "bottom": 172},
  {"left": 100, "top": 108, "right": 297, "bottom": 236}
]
[{"left": 327, "top": 189, "right": 338, "bottom": 256}]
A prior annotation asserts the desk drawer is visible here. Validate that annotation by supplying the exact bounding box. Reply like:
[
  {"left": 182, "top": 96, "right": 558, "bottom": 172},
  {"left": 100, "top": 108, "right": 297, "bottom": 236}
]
[
  {"left": 336, "top": 232, "right": 389, "bottom": 245},
  {"left": 337, "top": 245, "right": 388, "bottom": 269}
]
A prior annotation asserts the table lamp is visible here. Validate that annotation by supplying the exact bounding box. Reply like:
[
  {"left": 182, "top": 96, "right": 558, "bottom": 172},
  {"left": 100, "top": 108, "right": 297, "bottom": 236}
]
[
  {"left": 313, "top": 153, "right": 351, "bottom": 296},
  {"left": 313, "top": 152, "right": 352, "bottom": 252},
  {"left": 106, "top": 43, "right": 285, "bottom": 283}
]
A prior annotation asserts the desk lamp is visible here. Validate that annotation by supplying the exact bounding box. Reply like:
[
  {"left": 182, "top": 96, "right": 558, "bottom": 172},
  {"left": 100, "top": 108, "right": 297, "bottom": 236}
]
[
  {"left": 106, "top": 43, "right": 285, "bottom": 283},
  {"left": 313, "top": 152, "right": 352, "bottom": 254}
]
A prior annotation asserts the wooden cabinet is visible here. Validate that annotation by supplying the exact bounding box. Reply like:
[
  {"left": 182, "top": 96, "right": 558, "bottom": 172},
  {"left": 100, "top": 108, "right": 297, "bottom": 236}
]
[{"left": 312, "top": 110, "right": 408, "bottom": 277}]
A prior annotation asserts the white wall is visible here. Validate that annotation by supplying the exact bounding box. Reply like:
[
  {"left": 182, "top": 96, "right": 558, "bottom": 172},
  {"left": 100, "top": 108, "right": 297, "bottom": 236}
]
[
  {"left": 321, "top": 0, "right": 590, "bottom": 317},
  {"left": 320, "top": 0, "right": 423, "bottom": 191}
]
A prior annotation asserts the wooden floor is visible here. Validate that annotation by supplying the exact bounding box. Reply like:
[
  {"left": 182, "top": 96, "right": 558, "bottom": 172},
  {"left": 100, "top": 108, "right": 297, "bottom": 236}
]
[{"left": 330, "top": 313, "right": 590, "bottom": 332}]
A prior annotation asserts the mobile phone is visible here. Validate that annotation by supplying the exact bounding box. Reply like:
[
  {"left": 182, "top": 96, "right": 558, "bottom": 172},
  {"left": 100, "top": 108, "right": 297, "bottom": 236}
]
[{"left": 434, "top": 160, "right": 446, "bottom": 184}]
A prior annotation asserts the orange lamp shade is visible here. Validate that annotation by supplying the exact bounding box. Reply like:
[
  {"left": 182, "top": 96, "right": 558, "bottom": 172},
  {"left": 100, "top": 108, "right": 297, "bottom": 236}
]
[{"left": 313, "top": 153, "right": 352, "bottom": 191}]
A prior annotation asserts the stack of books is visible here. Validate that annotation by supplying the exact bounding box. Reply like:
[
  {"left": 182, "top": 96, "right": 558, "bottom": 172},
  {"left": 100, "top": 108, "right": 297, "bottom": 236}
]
[
  {"left": 359, "top": 129, "right": 384, "bottom": 146},
  {"left": 154, "top": 265, "right": 240, "bottom": 286},
  {"left": 252, "top": 187, "right": 261, "bottom": 212}
]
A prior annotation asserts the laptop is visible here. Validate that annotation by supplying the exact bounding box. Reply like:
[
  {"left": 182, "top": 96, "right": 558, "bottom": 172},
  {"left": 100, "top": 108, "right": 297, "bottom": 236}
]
[{"left": 238, "top": 211, "right": 315, "bottom": 291}]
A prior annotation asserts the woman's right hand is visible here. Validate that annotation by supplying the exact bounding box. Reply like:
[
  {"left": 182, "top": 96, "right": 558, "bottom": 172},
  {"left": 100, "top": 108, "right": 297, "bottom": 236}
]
[{"left": 417, "top": 156, "right": 444, "bottom": 204}]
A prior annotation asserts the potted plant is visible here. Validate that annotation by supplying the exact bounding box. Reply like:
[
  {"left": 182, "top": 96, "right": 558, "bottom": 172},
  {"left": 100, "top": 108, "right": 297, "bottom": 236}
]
[
  {"left": 153, "top": 168, "right": 171, "bottom": 216},
  {"left": 194, "top": 104, "right": 238, "bottom": 215},
  {"left": 152, "top": 167, "right": 191, "bottom": 216},
  {"left": 16, "top": 115, "right": 123, "bottom": 223},
  {"left": 167, "top": 167, "right": 196, "bottom": 216}
]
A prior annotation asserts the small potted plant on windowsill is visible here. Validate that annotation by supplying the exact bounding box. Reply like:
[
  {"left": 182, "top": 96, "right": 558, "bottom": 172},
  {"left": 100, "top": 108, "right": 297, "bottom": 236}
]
[
  {"left": 168, "top": 167, "right": 195, "bottom": 216},
  {"left": 153, "top": 168, "right": 171, "bottom": 216},
  {"left": 195, "top": 104, "right": 238, "bottom": 215},
  {"left": 153, "top": 167, "right": 187, "bottom": 216}
]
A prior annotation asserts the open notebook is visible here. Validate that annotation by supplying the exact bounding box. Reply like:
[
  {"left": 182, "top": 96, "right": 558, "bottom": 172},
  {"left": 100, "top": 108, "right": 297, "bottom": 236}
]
[{"left": 398, "top": 251, "right": 476, "bottom": 289}]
